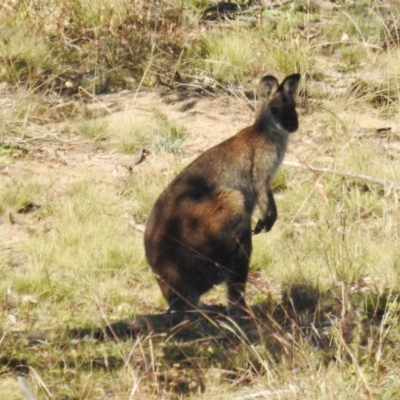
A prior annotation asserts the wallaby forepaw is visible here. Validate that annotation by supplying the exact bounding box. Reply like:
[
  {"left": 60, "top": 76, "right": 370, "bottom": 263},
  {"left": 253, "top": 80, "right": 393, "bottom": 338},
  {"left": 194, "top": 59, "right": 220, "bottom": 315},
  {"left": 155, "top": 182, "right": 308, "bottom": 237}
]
[
  {"left": 264, "top": 219, "right": 275, "bottom": 232},
  {"left": 253, "top": 217, "right": 275, "bottom": 234},
  {"left": 253, "top": 219, "right": 265, "bottom": 234}
]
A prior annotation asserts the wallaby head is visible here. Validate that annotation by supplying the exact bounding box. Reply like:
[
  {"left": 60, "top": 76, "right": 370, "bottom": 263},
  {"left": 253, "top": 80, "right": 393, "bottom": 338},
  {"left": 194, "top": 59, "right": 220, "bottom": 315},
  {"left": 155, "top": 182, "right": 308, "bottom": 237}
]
[{"left": 255, "top": 73, "right": 301, "bottom": 134}]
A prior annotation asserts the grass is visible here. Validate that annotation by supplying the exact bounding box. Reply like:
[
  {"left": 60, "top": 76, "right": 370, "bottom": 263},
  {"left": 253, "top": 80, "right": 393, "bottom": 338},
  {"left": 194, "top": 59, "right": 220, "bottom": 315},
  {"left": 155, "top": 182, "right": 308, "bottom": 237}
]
[
  {"left": 0, "top": 176, "right": 49, "bottom": 214},
  {"left": 109, "top": 109, "right": 187, "bottom": 154},
  {"left": 1, "top": 0, "right": 400, "bottom": 398},
  {"left": 75, "top": 118, "right": 109, "bottom": 140},
  {"left": 0, "top": 0, "right": 192, "bottom": 93},
  {"left": 153, "top": 110, "right": 188, "bottom": 153},
  {"left": 199, "top": 30, "right": 260, "bottom": 84},
  {"left": 0, "top": 18, "right": 55, "bottom": 86}
]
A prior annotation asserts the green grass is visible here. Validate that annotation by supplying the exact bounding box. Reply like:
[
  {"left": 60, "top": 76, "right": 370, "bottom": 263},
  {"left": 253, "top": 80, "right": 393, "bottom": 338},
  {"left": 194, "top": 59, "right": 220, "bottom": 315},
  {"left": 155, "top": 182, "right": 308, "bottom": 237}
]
[
  {"left": 0, "top": 18, "right": 55, "bottom": 85},
  {"left": 0, "top": 176, "right": 49, "bottom": 214},
  {"left": 0, "top": 0, "right": 182, "bottom": 92},
  {"left": 199, "top": 30, "right": 260, "bottom": 84},
  {"left": 75, "top": 118, "right": 109, "bottom": 140},
  {"left": 109, "top": 113, "right": 152, "bottom": 154},
  {"left": 153, "top": 110, "right": 187, "bottom": 153},
  {"left": 14, "top": 181, "right": 147, "bottom": 298},
  {"left": 109, "top": 109, "right": 187, "bottom": 154}
]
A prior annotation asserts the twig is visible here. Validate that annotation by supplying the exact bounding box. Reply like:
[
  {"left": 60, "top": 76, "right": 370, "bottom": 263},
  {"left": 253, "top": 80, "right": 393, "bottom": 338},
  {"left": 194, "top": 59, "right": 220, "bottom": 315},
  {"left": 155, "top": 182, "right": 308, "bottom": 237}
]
[
  {"left": 15, "top": 133, "right": 79, "bottom": 144},
  {"left": 311, "top": 40, "right": 383, "bottom": 51},
  {"left": 28, "top": 368, "right": 52, "bottom": 398},
  {"left": 134, "top": 36, "right": 156, "bottom": 100},
  {"left": 283, "top": 160, "right": 400, "bottom": 191},
  {"left": 128, "top": 220, "right": 145, "bottom": 233},
  {"left": 264, "top": 0, "right": 294, "bottom": 9},
  {"left": 233, "top": 385, "right": 298, "bottom": 400}
]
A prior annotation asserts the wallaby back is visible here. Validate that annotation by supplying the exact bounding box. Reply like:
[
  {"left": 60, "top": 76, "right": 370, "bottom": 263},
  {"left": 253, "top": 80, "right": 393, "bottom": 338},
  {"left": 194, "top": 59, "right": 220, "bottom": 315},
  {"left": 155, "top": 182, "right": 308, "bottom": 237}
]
[{"left": 144, "top": 74, "right": 301, "bottom": 322}]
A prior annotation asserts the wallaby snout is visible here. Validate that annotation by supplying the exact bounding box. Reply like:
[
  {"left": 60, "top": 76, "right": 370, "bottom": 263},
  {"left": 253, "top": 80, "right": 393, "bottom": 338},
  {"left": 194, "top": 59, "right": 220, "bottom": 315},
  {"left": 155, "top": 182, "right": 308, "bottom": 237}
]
[
  {"left": 269, "top": 94, "right": 298, "bottom": 133},
  {"left": 144, "top": 73, "right": 301, "bottom": 323}
]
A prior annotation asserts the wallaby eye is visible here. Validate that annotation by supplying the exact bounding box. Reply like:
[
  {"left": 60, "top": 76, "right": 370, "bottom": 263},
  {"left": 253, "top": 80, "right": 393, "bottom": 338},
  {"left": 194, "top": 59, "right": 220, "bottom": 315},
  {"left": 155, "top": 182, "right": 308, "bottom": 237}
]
[{"left": 271, "top": 106, "right": 279, "bottom": 115}]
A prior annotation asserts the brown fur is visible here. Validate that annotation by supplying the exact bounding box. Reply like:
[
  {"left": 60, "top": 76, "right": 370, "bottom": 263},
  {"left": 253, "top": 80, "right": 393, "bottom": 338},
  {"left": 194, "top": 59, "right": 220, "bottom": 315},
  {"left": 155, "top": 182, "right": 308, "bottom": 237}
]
[{"left": 144, "top": 74, "right": 301, "bottom": 321}]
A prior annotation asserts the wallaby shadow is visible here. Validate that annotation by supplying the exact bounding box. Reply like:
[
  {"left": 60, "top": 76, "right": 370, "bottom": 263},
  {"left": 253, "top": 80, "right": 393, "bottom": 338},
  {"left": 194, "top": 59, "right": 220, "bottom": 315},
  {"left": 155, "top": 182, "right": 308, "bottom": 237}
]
[
  {"left": 67, "top": 282, "right": 327, "bottom": 347},
  {"left": 68, "top": 304, "right": 267, "bottom": 342},
  {"left": 14, "top": 283, "right": 335, "bottom": 352}
]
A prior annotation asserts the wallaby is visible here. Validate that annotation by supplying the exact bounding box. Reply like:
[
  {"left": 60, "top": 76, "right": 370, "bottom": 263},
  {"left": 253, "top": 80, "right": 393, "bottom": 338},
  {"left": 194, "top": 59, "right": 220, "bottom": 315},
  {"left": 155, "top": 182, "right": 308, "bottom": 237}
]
[{"left": 144, "top": 74, "right": 301, "bottom": 322}]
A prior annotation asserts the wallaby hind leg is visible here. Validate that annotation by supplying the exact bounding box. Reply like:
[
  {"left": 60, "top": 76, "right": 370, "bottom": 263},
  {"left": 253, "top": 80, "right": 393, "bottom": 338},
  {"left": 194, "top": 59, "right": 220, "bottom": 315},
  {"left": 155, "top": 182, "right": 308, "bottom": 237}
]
[
  {"left": 167, "top": 294, "right": 200, "bottom": 326},
  {"left": 157, "top": 275, "right": 201, "bottom": 325},
  {"left": 166, "top": 288, "right": 200, "bottom": 314},
  {"left": 225, "top": 238, "right": 252, "bottom": 318},
  {"left": 227, "top": 277, "right": 248, "bottom": 318}
]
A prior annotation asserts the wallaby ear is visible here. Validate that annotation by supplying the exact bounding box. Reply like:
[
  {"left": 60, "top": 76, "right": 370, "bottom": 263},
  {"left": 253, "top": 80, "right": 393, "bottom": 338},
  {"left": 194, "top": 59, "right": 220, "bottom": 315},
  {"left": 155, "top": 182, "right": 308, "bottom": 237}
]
[
  {"left": 280, "top": 74, "right": 301, "bottom": 96},
  {"left": 257, "top": 75, "right": 279, "bottom": 101}
]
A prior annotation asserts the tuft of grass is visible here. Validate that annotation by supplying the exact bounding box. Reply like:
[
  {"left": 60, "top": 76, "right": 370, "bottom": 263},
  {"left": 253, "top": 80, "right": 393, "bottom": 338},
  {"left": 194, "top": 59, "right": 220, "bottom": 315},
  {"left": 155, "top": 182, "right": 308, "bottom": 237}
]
[
  {"left": 75, "top": 118, "right": 109, "bottom": 140},
  {"left": 109, "top": 114, "right": 151, "bottom": 154},
  {"left": 153, "top": 109, "right": 187, "bottom": 153},
  {"left": 0, "top": 177, "right": 49, "bottom": 215},
  {"left": 110, "top": 110, "right": 187, "bottom": 154},
  {"left": 337, "top": 45, "right": 366, "bottom": 72},
  {"left": 268, "top": 45, "right": 315, "bottom": 77},
  {"left": 0, "top": 18, "right": 55, "bottom": 86},
  {"left": 199, "top": 30, "right": 260, "bottom": 84},
  {"left": 345, "top": 75, "right": 400, "bottom": 110}
]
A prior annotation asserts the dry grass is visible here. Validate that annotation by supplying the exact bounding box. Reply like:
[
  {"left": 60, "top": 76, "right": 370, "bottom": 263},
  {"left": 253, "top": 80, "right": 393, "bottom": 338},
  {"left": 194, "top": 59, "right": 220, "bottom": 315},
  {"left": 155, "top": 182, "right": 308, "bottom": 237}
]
[{"left": 1, "top": 0, "right": 400, "bottom": 399}]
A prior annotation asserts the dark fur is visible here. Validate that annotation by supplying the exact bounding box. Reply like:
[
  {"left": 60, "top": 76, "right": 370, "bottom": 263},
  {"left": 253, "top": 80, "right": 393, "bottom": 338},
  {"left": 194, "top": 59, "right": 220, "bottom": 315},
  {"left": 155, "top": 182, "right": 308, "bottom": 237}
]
[{"left": 144, "top": 74, "right": 301, "bottom": 320}]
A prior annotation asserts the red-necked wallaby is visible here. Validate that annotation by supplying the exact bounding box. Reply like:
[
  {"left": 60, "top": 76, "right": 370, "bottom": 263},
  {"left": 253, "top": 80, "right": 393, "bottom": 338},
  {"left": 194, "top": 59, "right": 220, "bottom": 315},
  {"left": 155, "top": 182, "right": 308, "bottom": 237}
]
[{"left": 145, "top": 74, "right": 301, "bottom": 321}]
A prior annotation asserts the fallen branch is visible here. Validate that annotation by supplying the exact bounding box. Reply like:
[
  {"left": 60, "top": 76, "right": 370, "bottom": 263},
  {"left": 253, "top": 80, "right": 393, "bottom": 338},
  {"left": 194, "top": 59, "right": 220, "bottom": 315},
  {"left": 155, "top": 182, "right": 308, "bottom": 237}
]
[
  {"left": 18, "top": 376, "right": 37, "bottom": 400},
  {"left": 15, "top": 133, "right": 79, "bottom": 143},
  {"left": 283, "top": 160, "right": 400, "bottom": 191}
]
